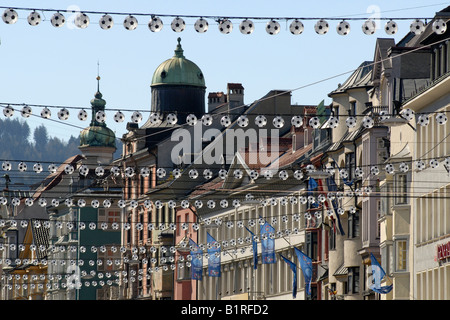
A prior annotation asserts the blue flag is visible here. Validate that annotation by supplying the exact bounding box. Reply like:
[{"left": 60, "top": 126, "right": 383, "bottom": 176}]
[
  {"left": 245, "top": 226, "right": 258, "bottom": 269},
  {"left": 280, "top": 254, "right": 297, "bottom": 298},
  {"left": 325, "top": 176, "right": 345, "bottom": 236},
  {"left": 260, "top": 218, "right": 276, "bottom": 264},
  {"left": 207, "top": 233, "right": 221, "bottom": 277},
  {"left": 189, "top": 238, "right": 203, "bottom": 280},
  {"left": 370, "top": 253, "right": 393, "bottom": 294},
  {"left": 308, "top": 177, "right": 319, "bottom": 208},
  {"left": 294, "top": 247, "right": 312, "bottom": 296}
]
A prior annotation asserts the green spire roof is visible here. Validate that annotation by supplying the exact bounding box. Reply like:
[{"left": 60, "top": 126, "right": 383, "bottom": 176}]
[
  {"left": 151, "top": 38, "right": 206, "bottom": 88},
  {"left": 79, "top": 77, "right": 116, "bottom": 150}
]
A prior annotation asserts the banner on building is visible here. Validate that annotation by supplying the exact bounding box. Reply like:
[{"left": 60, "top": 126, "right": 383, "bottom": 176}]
[
  {"left": 294, "top": 247, "right": 312, "bottom": 296},
  {"left": 280, "top": 254, "right": 297, "bottom": 298},
  {"left": 207, "top": 232, "right": 221, "bottom": 277},
  {"left": 189, "top": 238, "right": 203, "bottom": 280},
  {"left": 260, "top": 218, "right": 276, "bottom": 264}
]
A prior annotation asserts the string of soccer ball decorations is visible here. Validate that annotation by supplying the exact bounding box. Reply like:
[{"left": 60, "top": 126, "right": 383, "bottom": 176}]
[
  {"left": 0, "top": 7, "right": 447, "bottom": 36},
  {"left": 2, "top": 103, "right": 450, "bottom": 129},
  {"left": 1, "top": 150, "right": 449, "bottom": 180}
]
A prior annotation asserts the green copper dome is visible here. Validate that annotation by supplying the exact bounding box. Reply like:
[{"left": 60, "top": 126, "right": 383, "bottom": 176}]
[
  {"left": 151, "top": 38, "right": 205, "bottom": 88},
  {"left": 79, "top": 77, "right": 116, "bottom": 150}
]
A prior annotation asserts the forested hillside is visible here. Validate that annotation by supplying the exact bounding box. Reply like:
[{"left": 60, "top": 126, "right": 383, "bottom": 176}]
[{"left": 0, "top": 118, "right": 122, "bottom": 190}]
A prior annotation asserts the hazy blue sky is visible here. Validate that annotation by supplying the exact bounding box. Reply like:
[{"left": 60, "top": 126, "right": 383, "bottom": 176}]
[{"left": 0, "top": 0, "right": 447, "bottom": 142}]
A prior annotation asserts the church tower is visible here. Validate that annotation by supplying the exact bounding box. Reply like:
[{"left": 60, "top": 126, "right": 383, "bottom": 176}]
[
  {"left": 79, "top": 76, "right": 117, "bottom": 167},
  {"left": 149, "top": 38, "right": 206, "bottom": 121}
]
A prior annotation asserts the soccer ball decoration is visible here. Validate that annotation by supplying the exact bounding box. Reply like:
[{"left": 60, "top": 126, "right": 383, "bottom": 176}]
[
  {"left": 41, "top": 107, "right": 51, "bottom": 119},
  {"left": 362, "top": 116, "right": 374, "bottom": 128},
  {"left": 3, "top": 105, "right": 14, "bottom": 117},
  {"left": 336, "top": 20, "right": 350, "bottom": 35},
  {"left": 77, "top": 109, "right": 88, "bottom": 121},
  {"left": 399, "top": 162, "right": 409, "bottom": 172},
  {"left": 237, "top": 115, "right": 249, "bottom": 127},
  {"left": 149, "top": 112, "right": 162, "bottom": 125},
  {"left": 417, "top": 114, "right": 429, "bottom": 126},
  {"left": 370, "top": 166, "right": 380, "bottom": 176},
  {"left": 400, "top": 108, "right": 414, "bottom": 121},
  {"left": 220, "top": 200, "right": 228, "bottom": 208},
  {"left": 114, "top": 111, "right": 125, "bottom": 123},
  {"left": 2, "top": 161, "right": 11, "bottom": 171},
  {"left": 266, "top": 20, "right": 280, "bottom": 35},
  {"left": 48, "top": 163, "right": 57, "bottom": 173},
  {"left": 58, "top": 108, "right": 70, "bottom": 120},
  {"left": 156, "top": 168, "right": 166, "bottom": 178},
  {"left": 95, "top": 111, "right": 106, "bottom": 123},
  {"left": 346, "top": 116, "right": 357, "bottom": 128},
  {"left": 99, "top": 14, "right": 114, "bottom": 30},
  {"left": 131, "top": 111, "right": 143, "bottom": 123},
  {"left": 195, "top": 200, "right": 203, "bottom": 209},
  {"left": 233, "top": 169, "right": 243, "bottom": 179},
  {"left": 436, "top": 112, "right": 448, "bottom": 125},
  {"left": 291, "top": 115, "right": 303, "bottom": 128},
  {"left": 110, "top": 166, "right": 120, "bottom": 176},
  {"left": 194, "top": 18, "right": 209, "bottom": 33},
  {"left": 189, "top": 169, "right": 199, "bottom": 179},
  {"left": 91, "top": 199, "right": 100, "bottom": 208},
  {"left": 314, "top": 19, "right": 329, "bottom": 35},
  {"left": 207, "top": 200, "right": 216, "bottom": 209},
  {"left": 249, "top": 170, "right": 259, "bottom": 180},
  {"left": 410, "top": 19, "right": 425, "bottom": 35},
  {"left": 21, "top": 106, "right": 32, "bottom": 118},
  {"left": 279, "top": 170, "right": 288, "bottom": 180},
  {"left": 203, "top": 169, "right": 213, "bottom": 179},
  {"left": 379, "top": 110, "right": 390, "bottom": 121},
  {"left": 74, "top": 12, "right": 90, "bottom": 29},
  {"left": 218, "top": 169, "right": 228, "bottom": 179},
  {"left": 50, "top": 12, "right": 66, "bottom": 28},
  {"left": 186, "top": 114, "right": 198, "bottom": 126},
  {"left": 289, "top": 19, "right": 304, "bottom": 35},
  {"left": 309, "top": 116, "right": 321, "bottom": 129},
  {"left": 432, "top": 19, "right": 447, "bottom": 35},
  {"left": 38, "top": 198, "right": 47, "bottom": 207},
  {"left": 125, "top": 167, "right": 135, "bottom": 177},
  {"left": 201, "top": 114, "right": 213, "bottom": 126},
  {"left": 328, "top": 116, "right": 339, "bottom": 128},
  {"left": 430, "top": 159, "right": 439, "bottom": 169},
  {"left": 2, "top": 9, "right": 18, "bottom": 24},
  {"left": 415, "top": 160, "right": 425, "bottom": 171},
  {"left": 64, "top": 164, "right": 74, "bottom": 174},
  {"left": 123, "top": 15, "right": 138, "bottom": 30},
  {"left": 33, "top": 163, "right": 43, "bottom": 173},
  {"left": 255, "top": 115, "right": 267, "bottom": 127},
  {"left": 355, "top": 167, "right": 364, "bottom": 178},
  {"left": 240, "top": 19, "right": 255, "bottom": 34},
  {"left": 78, "top": 199, "right": 86, "bottom": 207},
  {"left": 385, "top": 163, "right": 395, "bottom": 174},
  {"left": 293, "top": 170, "right": 303, "bottom": 180},
  {"left": 95, "top": 166, "right": 105, "bottom": 176},
  {"left": 173, "top": 168, "right": 182, "bottom": 179},
  {"left": 362, "top": 19, "right": 376, "bottom": 35},
  {"left": 18, "top": 162, "right": 27, "bottom": 172},
  {"left": 27, "top": 11, "right": 41, "bottom": 26},
  {"left": 220, "top": 115, "right": 231, "bottom": 127},
  {"left": 218, "top": 19, "right": 233, "bottom": 34},
  {"left": 79, "top": 165, "right": 89, "bottom": 176},
  {"left": 148, "top": 16, "right": 163, "bottom": 32},
  {"left": 166, "top": 113, "right": 178, "bottom": 125},
  {"left": 273, "top": 116, "right": 285, "bottom": 128},
  {"left": 384, "top": 20, "right": 398, "bottom": 35},
  {"left": 171, "top": 17, "right": 186, "bottom": 32},
  {"left": 140, "top": 167, "right": 150, "bottom": 177}
]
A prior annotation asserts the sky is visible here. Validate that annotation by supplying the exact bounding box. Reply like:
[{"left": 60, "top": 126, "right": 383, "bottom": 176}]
[{"left": 0, "top": 0, "right": 448, "bottom": 144}]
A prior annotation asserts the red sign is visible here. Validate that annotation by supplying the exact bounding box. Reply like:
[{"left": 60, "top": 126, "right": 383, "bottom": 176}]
[{"left": 437, "top": 241, "right": 450, "bottom": 261}]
